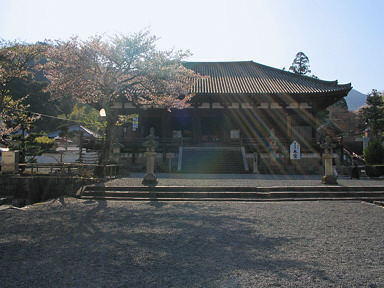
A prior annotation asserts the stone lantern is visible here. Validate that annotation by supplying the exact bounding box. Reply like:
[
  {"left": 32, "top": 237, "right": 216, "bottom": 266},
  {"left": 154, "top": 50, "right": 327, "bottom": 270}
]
[
  {"left": 142, "top": 127, "right": 159, "bottom": 185},
  {"left": 320, "top": 136, "right": 338, "bottom": 184}
]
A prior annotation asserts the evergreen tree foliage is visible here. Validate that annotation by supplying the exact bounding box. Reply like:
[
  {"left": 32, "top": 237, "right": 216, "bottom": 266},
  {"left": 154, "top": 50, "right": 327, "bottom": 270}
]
[
  {"left": 289, "top": 52, "right": 311, "bottom": 75},
  {"left": 61, "top": 103, "right": 106, "bottom": 134},
  {"left": 10, "top": 132, "right": 56, "bottom": 163},
  {"left": 332, "top": 98, "right": 348, "bottom": 111},
  {"left": 360, "top": 89, "right": 384, "bottom": 138},
  {"left": 363, "top": 139, "right": 384, "bottom": 165}
]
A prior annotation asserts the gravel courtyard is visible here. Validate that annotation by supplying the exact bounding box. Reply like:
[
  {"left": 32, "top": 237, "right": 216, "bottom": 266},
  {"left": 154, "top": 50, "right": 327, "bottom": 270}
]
[{"left": 1, "top": 198, "right": 383, "bottom": 287}]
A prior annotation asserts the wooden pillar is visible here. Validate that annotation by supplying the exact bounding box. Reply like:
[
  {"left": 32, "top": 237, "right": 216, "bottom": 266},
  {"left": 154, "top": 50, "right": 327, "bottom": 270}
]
[
  {"left": 193, "top": 107, "right": 201, "bottom": 144},
  {"left": 222, "top": 109, "right": 229, "bottom": 143},
  {"left": 162, "top": 111, "right": 171, "bottom": 138},
  {"left": 287, "top": 114, "right": 292, "bottom": 138}
]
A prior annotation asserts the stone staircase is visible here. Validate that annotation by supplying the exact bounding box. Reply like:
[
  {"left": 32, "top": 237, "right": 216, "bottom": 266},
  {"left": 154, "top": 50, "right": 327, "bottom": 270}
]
[
  {"left": 77, "top": 185, "right": 384, "bottom": 202},
  {"left": 181, "top": 147, "right": 245, "bottom": 173}
]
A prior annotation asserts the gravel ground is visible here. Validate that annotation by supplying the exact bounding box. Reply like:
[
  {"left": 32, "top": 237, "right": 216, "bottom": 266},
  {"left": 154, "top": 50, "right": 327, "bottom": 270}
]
[
  {"left": 1, "top": 198, "right": 383, "bottom": 287},
  {"left": 104, "top": 173, "right": 384, "bottom": 187}
]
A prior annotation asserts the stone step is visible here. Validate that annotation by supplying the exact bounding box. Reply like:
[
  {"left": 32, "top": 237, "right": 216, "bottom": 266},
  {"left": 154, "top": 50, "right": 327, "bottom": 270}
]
[
  {"left": 77, "top": 185, "right": 384, "bottom": 201},
  {"left": 78, "top": 196, "right": 384, "bottom": 202},
  {"left": 79, "top": 185, "right": 384, "bottom": 192}
]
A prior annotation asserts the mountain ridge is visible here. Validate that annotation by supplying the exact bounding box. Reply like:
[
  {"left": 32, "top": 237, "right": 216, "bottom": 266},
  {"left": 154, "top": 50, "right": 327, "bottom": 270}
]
[{"left": 345, "top": 89, "right": 366, "bottom": 111}]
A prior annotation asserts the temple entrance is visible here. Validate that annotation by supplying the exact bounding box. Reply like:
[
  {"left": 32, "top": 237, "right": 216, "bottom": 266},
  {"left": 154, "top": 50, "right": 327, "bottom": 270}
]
[
  {"left": 201, "top": 116, "right": 222, "bottom": 143},
  {"left": 171, "top": 117, "right": 193, "bottom": 139},
  {"left": 142, "top": 116, "right": 162, "bottom": 137}
]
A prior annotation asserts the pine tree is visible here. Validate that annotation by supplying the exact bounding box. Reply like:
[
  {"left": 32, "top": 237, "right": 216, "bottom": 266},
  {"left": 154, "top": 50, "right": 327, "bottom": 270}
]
[
  {"left": 289, "top": 52, "right": 311, "bottom": 75},
  {"left": 360, "top": 89, "right": 384, "bottom": 139}
]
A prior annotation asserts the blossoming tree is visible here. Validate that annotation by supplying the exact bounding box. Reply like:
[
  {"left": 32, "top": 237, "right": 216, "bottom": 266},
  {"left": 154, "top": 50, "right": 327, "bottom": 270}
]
[
  {"left": 0, "top": 40, "right": 45, "bottom": 143},
  {"left": 43, "top": 31, "right": 200, "bottom": 176}
]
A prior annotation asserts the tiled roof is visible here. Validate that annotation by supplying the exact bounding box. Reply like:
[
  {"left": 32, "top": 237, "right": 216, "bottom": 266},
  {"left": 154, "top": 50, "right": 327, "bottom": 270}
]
[
  {"left": 47, "top": 125, "right": 100, "bottom": 139},
  {"left": 184, "top": 61, "right": 351, "bottom": 95}
]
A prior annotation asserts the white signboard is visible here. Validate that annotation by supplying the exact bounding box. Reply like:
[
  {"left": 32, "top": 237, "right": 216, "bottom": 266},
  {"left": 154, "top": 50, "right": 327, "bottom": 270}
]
[
  {"left": 166, "top": 153, "right": 174, "bottom": 159},
  {"left": 230, "top": 129, "right": 240, "bottom": 139},
  {"left": 132, "top": 116, "right": 138, "bottom": 131},
  {"left": 290, "top": 141, "right": 301, "bottom": 160}
]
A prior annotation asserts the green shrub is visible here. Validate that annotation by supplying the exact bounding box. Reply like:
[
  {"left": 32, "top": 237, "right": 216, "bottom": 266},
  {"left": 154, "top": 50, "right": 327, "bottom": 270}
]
[
  {"left": 363, "top": 139, "right": 384, "bottom": 165},
  {"left": 365, "top": 165, "right": 384, "bottom": 177}
]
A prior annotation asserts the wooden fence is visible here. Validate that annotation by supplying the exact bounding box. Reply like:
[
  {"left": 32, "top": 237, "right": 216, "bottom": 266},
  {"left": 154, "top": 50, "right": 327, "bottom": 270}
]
[{"left": 18, "top": 163, "right": 118, "bottom": 179}]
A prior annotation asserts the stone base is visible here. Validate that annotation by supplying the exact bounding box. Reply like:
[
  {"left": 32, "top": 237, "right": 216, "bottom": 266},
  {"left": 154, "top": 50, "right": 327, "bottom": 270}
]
[
  {"left": 321, "top": 175, "right": 338, "bottom": 185},
  {"left": 142, "top": 174, "right": 158, "bottom": 185}
]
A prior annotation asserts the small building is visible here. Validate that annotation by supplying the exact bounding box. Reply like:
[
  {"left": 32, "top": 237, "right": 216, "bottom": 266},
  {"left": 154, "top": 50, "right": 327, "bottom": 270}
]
[
  {"left": 47, "top": 125, "right": 101, "bottom": 151},
  {"left": 112, "top": 61, "right": 352, "bottom": 173},
  {"left": 46, "top": 125, "right": 100, "bottom": 139}
]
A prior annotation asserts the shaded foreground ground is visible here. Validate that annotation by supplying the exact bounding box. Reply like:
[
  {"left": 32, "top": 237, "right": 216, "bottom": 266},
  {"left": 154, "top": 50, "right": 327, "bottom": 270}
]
[{"left": 1, "top": 198, "right": 383, "bottom": 287}]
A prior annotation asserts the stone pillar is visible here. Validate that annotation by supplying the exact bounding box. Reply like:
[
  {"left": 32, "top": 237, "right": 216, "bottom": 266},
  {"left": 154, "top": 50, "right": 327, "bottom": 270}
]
[
  {"left": 142, "top": 128, "right": 159, "bottom": 185},
  {"left": 111, "top": 139, "right": 124, "bottom": 165},
  {"left": 323, "top": 154, "right": 334, "bottom": 175},
  {"left": 321, "top": 136, "right": 338, "bottom": 184},
  {"left": 1, "top": 150, "right": 19, "bottom": 174}
]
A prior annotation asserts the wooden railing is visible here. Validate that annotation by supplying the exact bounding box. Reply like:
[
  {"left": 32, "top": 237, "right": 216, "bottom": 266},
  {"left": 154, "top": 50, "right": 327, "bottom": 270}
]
[
  {"left": 118, "top": 137, "right": 320, "bottom": 152},
  {"left": 120, "top": 137, "right": 192, "bottom": 151},
  {"left": 242, "top": 137, "right": 321, "bottom": 153},
  {"left": 19, "top": 163, "right": 119, "bottom": 179}
]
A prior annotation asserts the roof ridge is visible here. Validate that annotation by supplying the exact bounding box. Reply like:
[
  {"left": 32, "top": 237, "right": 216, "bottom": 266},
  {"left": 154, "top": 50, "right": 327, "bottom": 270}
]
[
  {"left": 184, "top": 60, "right": 254, "bottom": 65},
  {"left": 248, "top": 61, "right": 352, "bottom": 88}
]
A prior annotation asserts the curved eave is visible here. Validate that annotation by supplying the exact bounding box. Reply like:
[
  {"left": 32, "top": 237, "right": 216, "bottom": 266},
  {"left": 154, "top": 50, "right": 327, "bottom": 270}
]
[{"left": 189, "top": 86, "right": 351, "bottom": 111}]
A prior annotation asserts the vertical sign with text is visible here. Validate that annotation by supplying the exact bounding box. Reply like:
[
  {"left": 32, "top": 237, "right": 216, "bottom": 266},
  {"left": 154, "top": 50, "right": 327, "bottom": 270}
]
[
  {"left": 132, "top": 116, "right": 139, "bottom": 131},
  {"left": 290, "top": 141, "right": 301, "bottom": 160}
]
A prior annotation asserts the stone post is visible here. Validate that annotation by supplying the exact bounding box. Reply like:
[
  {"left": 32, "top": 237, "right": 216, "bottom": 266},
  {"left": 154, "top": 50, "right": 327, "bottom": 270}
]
[
  {"left": 321, "top": 136, "right": 338, "bottom": 184},
  {"left": 1, "top": 150, "right": 19, "bottom": 174},
  {"left": 142, "top": 128, "right": 159, "bottom": 185},
  {"left": 112, "top": 138, "right": 124, "bottom": 164}
]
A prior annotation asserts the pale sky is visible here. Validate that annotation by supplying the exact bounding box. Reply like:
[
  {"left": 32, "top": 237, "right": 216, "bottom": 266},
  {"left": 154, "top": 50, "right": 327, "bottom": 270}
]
[{"left": 1, "top": 0, "right": 383, "bottom": 94}]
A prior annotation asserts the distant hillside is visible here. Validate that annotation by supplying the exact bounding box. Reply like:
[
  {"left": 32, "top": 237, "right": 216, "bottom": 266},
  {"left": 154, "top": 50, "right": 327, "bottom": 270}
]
[{"left": 345, "top": 89, "right": 366, "bottom": 111}]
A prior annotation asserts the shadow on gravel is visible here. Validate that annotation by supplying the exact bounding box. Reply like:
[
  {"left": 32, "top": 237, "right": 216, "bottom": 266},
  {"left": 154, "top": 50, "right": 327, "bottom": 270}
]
[{"left": 0, "top": 199, "right": 345, "bottom": 287}]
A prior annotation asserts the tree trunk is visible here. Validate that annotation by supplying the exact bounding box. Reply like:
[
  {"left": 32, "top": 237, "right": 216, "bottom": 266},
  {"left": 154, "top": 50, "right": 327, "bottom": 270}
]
[{"left": 95, "top": 110, "right": 116, "bottom": 178}]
